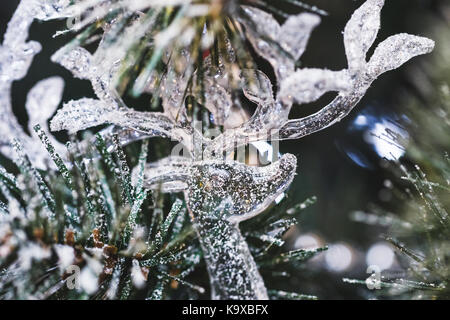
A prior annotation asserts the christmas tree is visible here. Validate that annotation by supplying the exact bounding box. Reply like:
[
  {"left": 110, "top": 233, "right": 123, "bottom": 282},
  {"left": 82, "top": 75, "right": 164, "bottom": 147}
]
[{"left": 0, "top": 0, "right": 435, "bottom": 300}]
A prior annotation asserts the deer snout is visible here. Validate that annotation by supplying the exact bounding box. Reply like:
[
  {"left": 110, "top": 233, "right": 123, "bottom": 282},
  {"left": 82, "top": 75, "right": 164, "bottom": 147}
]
[{"left": 278, "top": 153, "right": 297, "bottom": 174}]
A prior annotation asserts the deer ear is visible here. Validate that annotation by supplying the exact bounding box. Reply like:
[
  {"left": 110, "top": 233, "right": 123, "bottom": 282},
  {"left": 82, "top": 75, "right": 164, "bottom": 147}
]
[
  {"left": 139, "top": 157, "right": 191, "bottom": 193},
  {"left": 367, "top": 34, "right": 435, "bottom": 79},
  {"left": 239, "top": 6, "right": 292, "bottom": 81},
  {"left": 279, "top": 68, "right": 350, "bottom": 105},
  {"left": 240, "top": 6, "right": 281, "bottom": 60},
  {"left": 344, "top": 0, "right": 384, "bottom": 74}
]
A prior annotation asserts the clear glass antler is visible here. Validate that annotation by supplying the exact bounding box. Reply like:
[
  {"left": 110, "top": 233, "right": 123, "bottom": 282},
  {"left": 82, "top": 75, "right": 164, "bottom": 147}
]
[{"left": 0, "top": 0, "right": 70, "bottom": 168}]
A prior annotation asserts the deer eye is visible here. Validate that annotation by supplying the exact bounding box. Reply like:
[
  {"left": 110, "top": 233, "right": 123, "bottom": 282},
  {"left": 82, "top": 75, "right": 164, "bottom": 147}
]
[{"left": 207, "top": 168, "right": 231, "bottom": 190}]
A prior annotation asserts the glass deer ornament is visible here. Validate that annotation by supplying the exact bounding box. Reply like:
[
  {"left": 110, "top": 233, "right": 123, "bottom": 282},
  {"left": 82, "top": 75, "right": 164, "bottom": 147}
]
[{"left": 0, "top": 0, "right": 434, "bottom": 299}]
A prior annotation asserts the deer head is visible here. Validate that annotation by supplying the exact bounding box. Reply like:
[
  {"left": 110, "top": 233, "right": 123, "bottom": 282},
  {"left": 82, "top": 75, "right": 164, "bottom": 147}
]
[{"left": 140, "top": 154, "right": 297, "bottom": 223}]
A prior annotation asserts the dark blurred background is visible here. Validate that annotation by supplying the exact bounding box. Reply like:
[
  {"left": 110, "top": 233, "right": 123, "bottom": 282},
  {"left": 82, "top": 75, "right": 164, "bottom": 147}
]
[{"left": 0, "top": 0, "right": 447, "bottom": 299}]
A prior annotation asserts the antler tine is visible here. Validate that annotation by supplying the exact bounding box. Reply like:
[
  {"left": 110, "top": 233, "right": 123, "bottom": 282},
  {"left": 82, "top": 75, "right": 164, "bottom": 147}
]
[
  {"left": 238, "top": 6, "right": 320, "bottom": 83},
  {"left": 0, "top": 0, "right": 68, "bottom": 169},
  {"left": 278, "top": 0, "right": 435, "bottom": 141},
  {"left": 202, "top": 7, "right": 321, "bottom": 158},
  {"left": 50, "top": 41, "right": 200, "bottom": 155},
  {"left": 205, "top": 0, "right": 434, "bottom": 157}
]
